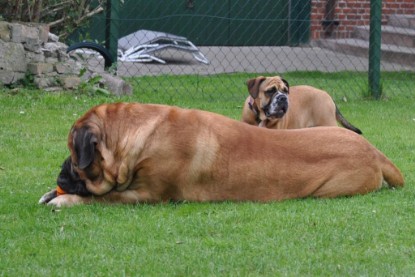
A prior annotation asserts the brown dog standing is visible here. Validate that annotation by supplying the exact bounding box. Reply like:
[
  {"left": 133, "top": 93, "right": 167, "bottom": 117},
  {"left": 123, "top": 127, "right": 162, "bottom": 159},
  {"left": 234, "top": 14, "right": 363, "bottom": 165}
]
[
  {"left": 40, "top": 103, "right": 403, "bottom": 207},
  {"left": 241, "top": 76, "right": 362, "bottom": 133}
]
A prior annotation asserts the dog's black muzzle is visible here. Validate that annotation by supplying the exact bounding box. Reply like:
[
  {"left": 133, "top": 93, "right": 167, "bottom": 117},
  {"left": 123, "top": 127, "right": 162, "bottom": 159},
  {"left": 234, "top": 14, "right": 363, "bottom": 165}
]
[
  {"left": 57, "top": 157, "right": 91, "bottom": 196},
  {"left": 264, "top": 93, "right": 289, "bottom": 118}
]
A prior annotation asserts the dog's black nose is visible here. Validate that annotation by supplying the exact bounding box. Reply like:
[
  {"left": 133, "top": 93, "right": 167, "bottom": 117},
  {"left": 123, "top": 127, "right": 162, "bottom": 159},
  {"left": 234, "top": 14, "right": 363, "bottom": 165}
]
[{"left": 276, "top": 94, "right": 287, "bottom": 103}]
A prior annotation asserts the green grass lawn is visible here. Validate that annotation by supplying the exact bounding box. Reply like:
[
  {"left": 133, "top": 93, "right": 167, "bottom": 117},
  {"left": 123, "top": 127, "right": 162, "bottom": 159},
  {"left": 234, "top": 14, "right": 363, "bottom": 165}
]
[{"left": 0, "top": 72, "right": 414, "bottom": 276}]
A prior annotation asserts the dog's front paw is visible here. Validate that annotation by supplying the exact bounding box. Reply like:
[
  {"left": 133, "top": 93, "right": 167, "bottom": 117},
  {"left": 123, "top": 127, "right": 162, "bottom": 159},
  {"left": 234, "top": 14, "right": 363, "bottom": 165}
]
[
  {"left": 47, "top": 194, "right": 85, "bottom": 207},
  {"left": 39, "top": 189, "right": 58, "bottom": 204}
]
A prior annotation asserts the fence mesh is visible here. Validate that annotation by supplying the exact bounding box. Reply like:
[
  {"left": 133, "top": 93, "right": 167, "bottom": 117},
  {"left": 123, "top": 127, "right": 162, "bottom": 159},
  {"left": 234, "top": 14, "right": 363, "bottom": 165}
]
[{"left": 68, "top": 0, "right": 415, "bottom": 101}]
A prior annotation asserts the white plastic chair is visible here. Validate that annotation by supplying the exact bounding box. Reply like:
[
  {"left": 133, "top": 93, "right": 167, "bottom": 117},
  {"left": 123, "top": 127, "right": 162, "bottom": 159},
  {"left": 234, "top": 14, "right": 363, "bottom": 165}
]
[{"left": 118, "top": 29, "right": 209, "bottom": 64}]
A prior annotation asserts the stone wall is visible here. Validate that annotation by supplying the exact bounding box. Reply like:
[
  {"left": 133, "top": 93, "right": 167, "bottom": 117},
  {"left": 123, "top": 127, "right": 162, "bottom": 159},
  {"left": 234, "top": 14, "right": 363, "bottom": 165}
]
[
  {"left": 0, "top": 21, "right": 131, "bottom": 95},
  {"left": 0, "top": 21, "right": 82, "bottom": 90}
]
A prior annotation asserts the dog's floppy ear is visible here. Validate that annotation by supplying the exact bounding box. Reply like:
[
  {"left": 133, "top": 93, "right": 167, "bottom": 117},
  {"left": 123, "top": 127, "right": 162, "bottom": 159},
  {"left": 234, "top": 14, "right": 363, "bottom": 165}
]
[
  {"left": 281, "top": 79, "right": 290, "bottom": 93},
  {"left": 72, "top": 126, "right": 97, "bottom": 169},
  {"left": 282, "top": 78, "right": 290, "bottom": 93},
  {"left": 246, "top": 76, "right": 266, "bottom": 99}
]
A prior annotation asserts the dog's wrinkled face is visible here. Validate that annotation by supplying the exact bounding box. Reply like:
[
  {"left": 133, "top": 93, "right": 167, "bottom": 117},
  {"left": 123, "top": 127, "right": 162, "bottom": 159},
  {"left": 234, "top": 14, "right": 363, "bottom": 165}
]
[
  {"left": 57, "top": 156, "right": 91, "bottom": 196},
  {"left": 263, "top": 87, "right": 288, "bottom": 119},
  {"left": 67, "top": 125, "right": 112, "bottom": 195},
  {"left": 247, "top": 76, "right": 289, "bottom": 120}
]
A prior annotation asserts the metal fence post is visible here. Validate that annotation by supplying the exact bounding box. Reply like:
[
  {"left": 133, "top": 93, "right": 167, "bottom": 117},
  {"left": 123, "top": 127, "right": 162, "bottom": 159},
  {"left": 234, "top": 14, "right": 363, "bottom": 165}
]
[
  {"left": 105, "top": 0, "right": 119, "bottom": 68},
  {"left": 369, "top": 0, "right": 382, "bottom": 99}
]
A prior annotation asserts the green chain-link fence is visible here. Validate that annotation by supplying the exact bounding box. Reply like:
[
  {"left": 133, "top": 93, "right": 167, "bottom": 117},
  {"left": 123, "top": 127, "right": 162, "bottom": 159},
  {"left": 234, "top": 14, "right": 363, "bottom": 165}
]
[{"left": 67, "top": 0, "right": 415, "bottom": 101}]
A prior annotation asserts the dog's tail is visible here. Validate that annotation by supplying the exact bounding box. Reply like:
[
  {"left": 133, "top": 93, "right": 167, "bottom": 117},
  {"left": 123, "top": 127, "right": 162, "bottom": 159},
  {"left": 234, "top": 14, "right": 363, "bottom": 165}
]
[
  {"left": 335, "top": 105, "right": 362, "bottom": 134},
  {"left": 378, "top": 152, "right": 404, "bottom": 188}
]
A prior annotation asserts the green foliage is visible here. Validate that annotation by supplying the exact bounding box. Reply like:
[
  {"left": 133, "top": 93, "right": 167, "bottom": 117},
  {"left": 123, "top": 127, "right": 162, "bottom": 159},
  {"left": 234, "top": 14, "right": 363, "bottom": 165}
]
[
  {"left": 4, "top": 72, "right": 37, "bottom": 90},
  {"left": 0, "top": 72, "right": 414, "bottom": 276},
  {"left": 0, "top": 0, "right": 106, "bottom": 39},
  {"left": 75, "top": 69, "right": 111, "bottom": 96}
]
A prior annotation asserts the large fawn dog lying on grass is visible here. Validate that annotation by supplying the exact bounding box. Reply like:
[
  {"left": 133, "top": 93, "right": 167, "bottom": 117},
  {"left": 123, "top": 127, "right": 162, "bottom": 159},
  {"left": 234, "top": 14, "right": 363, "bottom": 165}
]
[{"left": 39, "top": 103, "right": 403, "bottom": 207}]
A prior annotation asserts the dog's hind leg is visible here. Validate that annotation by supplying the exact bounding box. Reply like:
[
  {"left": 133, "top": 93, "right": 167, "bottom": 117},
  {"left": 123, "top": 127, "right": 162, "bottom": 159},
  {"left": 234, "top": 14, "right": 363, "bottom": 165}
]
[{"left": 311, "top": 169, "right": 383, "bottom": 198}]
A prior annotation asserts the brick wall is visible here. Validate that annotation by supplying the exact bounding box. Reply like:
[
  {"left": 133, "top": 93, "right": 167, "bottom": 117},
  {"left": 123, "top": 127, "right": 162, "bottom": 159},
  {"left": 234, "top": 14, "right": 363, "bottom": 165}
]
[{"left": 310, "top": 0, "right": 415, "bottom": 40}]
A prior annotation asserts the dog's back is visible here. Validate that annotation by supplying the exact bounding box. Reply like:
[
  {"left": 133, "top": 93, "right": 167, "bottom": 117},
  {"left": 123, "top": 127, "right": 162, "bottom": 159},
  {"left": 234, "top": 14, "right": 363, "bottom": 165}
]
[{"left": 228, "top": 125, "right": 403, "bottom": 199}]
